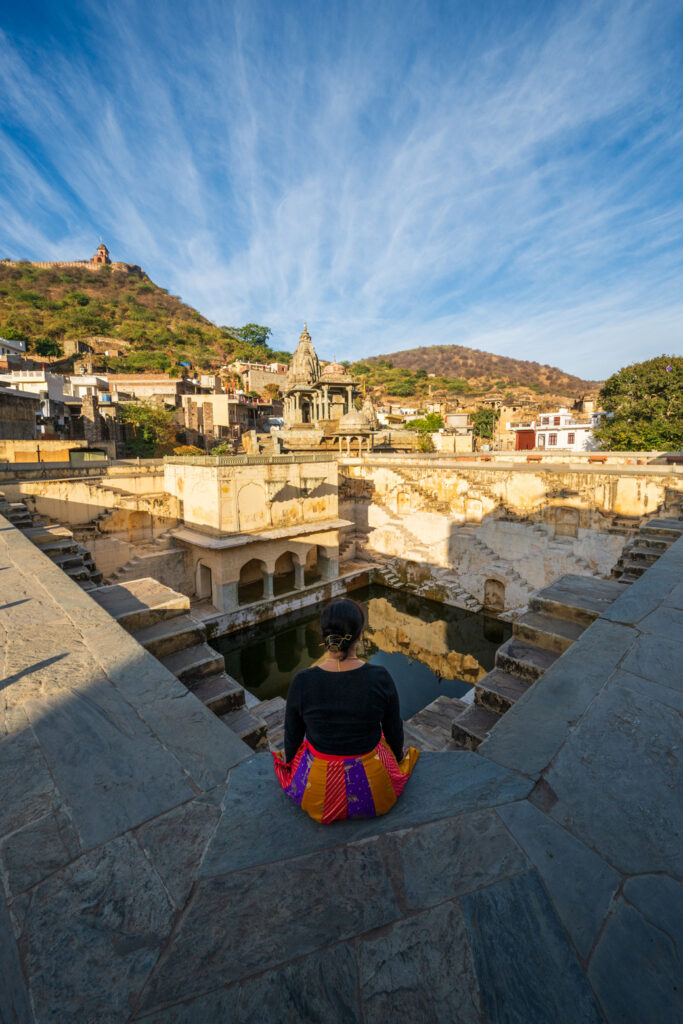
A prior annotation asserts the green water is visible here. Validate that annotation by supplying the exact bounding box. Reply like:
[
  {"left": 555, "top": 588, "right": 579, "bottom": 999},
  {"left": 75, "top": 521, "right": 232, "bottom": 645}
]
[{"left": 211, "top": 585, "right": 511, "bottom": 719}]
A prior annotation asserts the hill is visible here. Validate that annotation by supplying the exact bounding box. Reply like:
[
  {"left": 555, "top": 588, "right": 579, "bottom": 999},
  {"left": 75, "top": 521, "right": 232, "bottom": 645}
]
[
  {"left": 0, "top": 262, "right": 290, "bottom": 372},
  {"left": 349, "top": 344, "right": 600, "bottom": 398}
]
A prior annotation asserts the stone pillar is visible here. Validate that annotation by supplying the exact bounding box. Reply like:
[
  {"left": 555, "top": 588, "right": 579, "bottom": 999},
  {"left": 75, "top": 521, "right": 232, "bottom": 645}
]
[
  {"left": 294, "top": 562, "right": 305, "bottom": 589},
  {"left": 263, "top": 571, "right": 274, "bottom": 598},
  {"left": 323, "top": 384, "right": 329, "bottom": 419},
  {"left": 338, "top": 435, "right": 343, "bottom": 454},
  {"left": 347, "top": 385, "right": 353, "bottom": 412},
  {"left": 214, "top": 581, "right": 239, "bottom": 612},
  {"left": 346, "top": 436, "right": 350, "bottom": 454},
  {"left": 358, "top": 436, "right": 362, "bottom": 455}
]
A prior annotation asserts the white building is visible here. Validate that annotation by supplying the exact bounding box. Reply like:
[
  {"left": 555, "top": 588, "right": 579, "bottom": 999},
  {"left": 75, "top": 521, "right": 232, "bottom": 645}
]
[
  {"left": 534, "top": 408, "right": 602, "bottom": 452},
  {"left": 0, "top": 369, "right": 66, "bottom": 433},
  {"left": 0, "top": 337, "right": 26, "bottom": 359}
]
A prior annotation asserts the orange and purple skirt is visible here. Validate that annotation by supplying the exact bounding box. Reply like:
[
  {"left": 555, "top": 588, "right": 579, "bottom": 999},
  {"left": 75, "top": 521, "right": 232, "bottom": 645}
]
[{"left": 272, "top": 737, "right": 419, "bottom": 824}]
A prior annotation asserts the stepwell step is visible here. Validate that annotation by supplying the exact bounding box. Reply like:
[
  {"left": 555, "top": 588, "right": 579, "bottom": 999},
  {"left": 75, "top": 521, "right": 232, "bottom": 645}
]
[
  {"left": 220, "top": 707, "right": 268, "bottom": 750},
  {"left": 451, "top": 704, "right": 501, "bottom": 750},
  {"left": 91, "top": 578, "right": 190, "bottom": 631},
  {"left": 132, "top": 614, "right": 207, "bottom": 659},
  {"left": 160, "top": 643, "right": 225, "bottom": 687},
  {"left": 192, "top": 672, "right": 245, "bottom": 714},
  {"left": 475, "top": 669, "right": 532, "bottom": 714},
  {"left": 495, "top": 637, "right": 560, "bottom": 682},
  {"left": 529, "top": 573, "right": 627, "bottom": 627},
  {"left": 513, "top": 611, "right": 585, "bottom": 654}
]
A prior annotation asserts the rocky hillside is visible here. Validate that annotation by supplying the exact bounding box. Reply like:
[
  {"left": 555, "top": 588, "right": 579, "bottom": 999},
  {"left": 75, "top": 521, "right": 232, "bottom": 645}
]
[
  {"left": 0, "top": 262, "right": 290, "bottom": 373},
  {"left": 351, "top": 344, "right": 600, "bottom": 397}
]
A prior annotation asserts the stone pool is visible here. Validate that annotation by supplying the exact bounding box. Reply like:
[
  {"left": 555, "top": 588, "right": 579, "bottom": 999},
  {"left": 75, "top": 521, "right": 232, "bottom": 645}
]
[{"left": 211, "top": 585, "right": 511, "bottom": 719}]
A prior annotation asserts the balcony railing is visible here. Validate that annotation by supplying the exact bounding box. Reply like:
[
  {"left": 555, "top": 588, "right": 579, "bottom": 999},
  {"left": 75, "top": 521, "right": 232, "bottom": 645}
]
[{"left": 164, "top": 453, "right": 336, "bottom": 466}]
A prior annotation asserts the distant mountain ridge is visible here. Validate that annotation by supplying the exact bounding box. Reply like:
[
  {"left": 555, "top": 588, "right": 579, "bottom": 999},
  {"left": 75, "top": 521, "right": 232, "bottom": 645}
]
[{"left": 367, "top": 344, "right": 601, "bottom": 393}]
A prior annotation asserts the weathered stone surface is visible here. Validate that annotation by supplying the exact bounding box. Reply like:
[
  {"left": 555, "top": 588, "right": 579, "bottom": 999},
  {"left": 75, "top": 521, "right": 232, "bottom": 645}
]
[
  {"left": 1, "top": 805, "right": 81, "bottom": 896},
  {"left": 141, "top": 841, "right": 400, "bottom": 1011},
  {"left": 136, "top": 795, "right": 223, "bottom": 910},
  {"left": 358, "top": 901, "right": 481, "bottom": 1024},
  {"left": 24, "top": 680, "right": 195, "bottom": 850},
  {"left": 589, "top": 875, "right": 683, "bottom": 1024},
  {"left": 621, "top": 633, "right": 683, "bottom": 693},
  {"left": 21, "top": 834, "right": 175, "bottom": 1024},
  {"left": 545, "top": 671, "right": 682, "bottom": 876},
  {"left": 134, "top": 986, "right": 240, "bottom": 1022},
  {"left": 601, "top": 561, "right": 680, "bottom": 625},
  {"left": 0, "top": 891, "right": 32, "bottom": 1024},
  {"left": 200, "top": 752, "right": 532, "bottom": 878},
  {"left": 237, "top": 943, "right": 360, "bottom": 1024},
  {"left": 0, "top": 726, "right": 56, "bottom": 838},
  {"left": 481, "top": 618, "right": 636, "bottom": 777},
  {"left": 497, "top": 800, "right": 620, "bottom": 959},
  {"left": 394, "top": 808, "right": 528, "bottom": 910},
  {"left": 462, "top": 870, "right": 604, "bottom": 1023},
  {"left": 636, "top": 603, "right": 683, "bottom": 640}
]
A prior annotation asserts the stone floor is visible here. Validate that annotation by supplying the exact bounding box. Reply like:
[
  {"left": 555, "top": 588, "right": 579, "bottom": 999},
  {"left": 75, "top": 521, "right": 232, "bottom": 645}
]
[{"left": 1, "top": 511, "right": 682, "bottom": 1022}]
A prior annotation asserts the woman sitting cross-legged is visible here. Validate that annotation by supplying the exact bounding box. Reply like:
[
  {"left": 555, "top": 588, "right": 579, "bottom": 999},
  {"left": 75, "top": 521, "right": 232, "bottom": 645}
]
[{"left": 272, "top": 598, "right": 419, "bottom": 823}]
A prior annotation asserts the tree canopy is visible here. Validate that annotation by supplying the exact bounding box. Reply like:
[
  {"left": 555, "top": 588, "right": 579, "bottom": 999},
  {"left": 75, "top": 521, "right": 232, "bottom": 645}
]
[
  {"left": 230, "top": 323, "right": 272, "bottom": 346},
  {"left": 594, "top": 355, "right": 683, "bottom": 451},
  {"left": 470, "top": 408, "right": 499, "bottom": 439},
  {"left": 118, "top": 403, "right": 177, "bottom": 457}
]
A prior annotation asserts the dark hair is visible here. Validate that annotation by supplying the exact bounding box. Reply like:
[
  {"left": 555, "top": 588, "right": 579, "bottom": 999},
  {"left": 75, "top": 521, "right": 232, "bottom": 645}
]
[{"left": 320, "top": 598, "right": 364, "bottom": 661}]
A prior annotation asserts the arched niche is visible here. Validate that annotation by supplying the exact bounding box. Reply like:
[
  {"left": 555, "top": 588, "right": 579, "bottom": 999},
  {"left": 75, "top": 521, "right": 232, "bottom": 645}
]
[
  {"left": 484, "top": 578, "right": 505, "bottom": 611},
  {"left": 237, "top": 482, "right": 269, "bottom": 532}
]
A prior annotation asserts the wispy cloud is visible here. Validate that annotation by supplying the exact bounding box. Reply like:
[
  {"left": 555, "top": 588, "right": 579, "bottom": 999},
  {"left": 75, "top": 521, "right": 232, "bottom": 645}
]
[{"left": 0, "top": 0, "right": 681, "bottom": 377}]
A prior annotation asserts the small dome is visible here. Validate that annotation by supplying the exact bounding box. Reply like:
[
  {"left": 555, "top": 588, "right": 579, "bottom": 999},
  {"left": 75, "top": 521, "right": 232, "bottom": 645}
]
[
  {"left": 337, "top": 407, "right": 367, "bottom": 432},
  {"left": 322, "top": 360, "right": 345, "bottom": 376}
]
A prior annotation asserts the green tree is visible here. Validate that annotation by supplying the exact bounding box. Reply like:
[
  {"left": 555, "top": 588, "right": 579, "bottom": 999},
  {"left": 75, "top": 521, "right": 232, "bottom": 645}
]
[
  {"left": 593, "top": 355, "right": 683, "bottom": 451},
  {"left": 471, "top": 408, "right": 500, "bottom": 440},
  {"left": 34, "top": 338, "right": 63, "bottom": 358},
  {"left": 231, "top": 323, "right": 272, "bottom": 346},
  {"left": 406, "top": 413, "right": 445, "bottom": 431},
  {"left": 118, "top": 403, "right": 177, "bottom": 457}
]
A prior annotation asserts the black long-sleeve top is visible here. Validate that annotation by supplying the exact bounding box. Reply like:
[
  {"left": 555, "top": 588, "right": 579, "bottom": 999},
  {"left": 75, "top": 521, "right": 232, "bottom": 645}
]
[{"left": 283, "top": 662, "right": 404, "bottom": 763}]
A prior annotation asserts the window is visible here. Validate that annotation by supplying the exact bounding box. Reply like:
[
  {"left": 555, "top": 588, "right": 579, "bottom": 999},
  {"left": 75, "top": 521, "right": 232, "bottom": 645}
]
[
  {"left": 567, "top": 432, "right": 575, "bottom": 444},
  {"left": 541, "top": 417, "right": 549, "bottom": 425},
  {"left": 548, "top": 433, "right": 558, "bottom": 446},
  {"left": 553, "top": 416, "right": 561, "bottom": 425}
]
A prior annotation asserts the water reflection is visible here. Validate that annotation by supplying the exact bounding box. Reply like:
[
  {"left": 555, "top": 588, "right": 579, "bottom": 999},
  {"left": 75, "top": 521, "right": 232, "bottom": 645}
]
[{"left": 212, "top": 585, "right": 511, "bottom": 719}]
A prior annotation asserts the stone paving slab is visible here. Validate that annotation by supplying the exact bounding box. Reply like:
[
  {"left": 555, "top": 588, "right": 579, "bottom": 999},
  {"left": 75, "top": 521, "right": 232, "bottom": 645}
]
[
  {"left": 200, "top": 751, "right": 533, "bottom": 878},
  {"left": 139, "top": 840, "right": 402, "bottom": 1013},
  {"left": 357, "top": 900, "right": 482, "bottom": 1024},
  {"left": 480, "top": 618, "right": 637, "bottom": 778},
  {"left": 544, "top": 669, "right": 683, "bottom": 876},
  {"left": 20, "top": 834, "right": 176, "bottom": 1024},
  {"left": 588, "top": 874, "right": 683, "bottom": 1024},
  {"left": 461, "top": 870, "right": 605, "bottom": 1023},
  {"left": 498, "top": 800, "right": 620, "bottom": 959}
]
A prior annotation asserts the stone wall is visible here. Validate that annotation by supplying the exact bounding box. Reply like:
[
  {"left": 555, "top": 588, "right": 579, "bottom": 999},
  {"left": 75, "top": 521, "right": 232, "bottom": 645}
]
[
  {"left": 0, "top": 390, "right": 39, "bottom": 440},
  {"left": 164, "top": 457, "right": 338, "bottom": 535},
  {"left": 339, "top": 456, "right": 683, "bottom": 612}
]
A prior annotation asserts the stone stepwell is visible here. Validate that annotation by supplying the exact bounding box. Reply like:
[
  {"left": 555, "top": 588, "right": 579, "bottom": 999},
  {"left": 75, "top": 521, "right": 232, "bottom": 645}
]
[
  {"left": 2, "top": 506, "right": 682, "bottom": 1020},
  {"left": 0, "top": 491, "right": 103, "bottom": 590},
  {"left": 407, "top": 514, "right": 683, "bottom": 752}
]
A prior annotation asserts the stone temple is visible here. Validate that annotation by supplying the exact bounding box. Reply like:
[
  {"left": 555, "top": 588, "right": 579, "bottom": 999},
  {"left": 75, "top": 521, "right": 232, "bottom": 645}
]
[
  {"left": 1, "top": 440, "right": 682, "bottom": 1021},
  {"left": 282, "top": 323, "right": 359, "bottom": 426}
]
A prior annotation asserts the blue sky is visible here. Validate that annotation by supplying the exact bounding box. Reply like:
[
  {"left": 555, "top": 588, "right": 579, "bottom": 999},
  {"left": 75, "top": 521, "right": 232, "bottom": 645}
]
[{"left": 1, "top": 0, "right": 681, "bottom": 378}]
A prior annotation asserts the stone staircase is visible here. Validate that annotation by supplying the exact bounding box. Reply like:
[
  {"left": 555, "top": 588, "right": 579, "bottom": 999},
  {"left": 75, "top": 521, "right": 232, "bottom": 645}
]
[
  {"left": 373, "top": 557, "right": 482, "bottom": 612},
  {"left": 611, "top": 516, "right": 683, "bottom": 582},
  {"left": 456, "top": 524, "right": 537, "bottom": 594},
  {"left": 0, "top": 493, "right": 104, "bottom": 590},
  {"left": 406, "top": 573, "right": 629, "bottom": 751},
  {"left": 91, "top": 578, "right": 270, "bottom": 750},
  {"left": 104, "top": 530, "right": 177, "bottom": 584}
]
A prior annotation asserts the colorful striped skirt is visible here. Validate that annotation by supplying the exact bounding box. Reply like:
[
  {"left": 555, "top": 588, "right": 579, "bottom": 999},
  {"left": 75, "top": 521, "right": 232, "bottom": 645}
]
[{"left": 272, "top": 737, "right": 419, "bottom": 824}]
